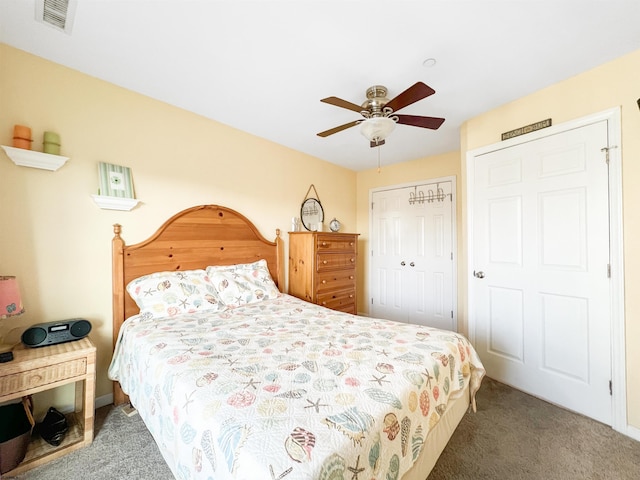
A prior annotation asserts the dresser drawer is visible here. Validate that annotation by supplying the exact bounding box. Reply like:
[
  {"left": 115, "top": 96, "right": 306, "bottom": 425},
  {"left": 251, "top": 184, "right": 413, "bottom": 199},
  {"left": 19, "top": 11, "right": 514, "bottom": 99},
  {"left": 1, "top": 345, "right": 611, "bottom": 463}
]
[
  {"left": 316, "top": 235, "right": 357, "bottom": 252},
  {"left": 330, "top": 303, "right": 357, "bottom": 314},
  {"left": 0, "top": 358, "right": 87, "bottom": 396},
  {"left": 316, "top": 253, "right": 356, "bottom": 272},
  {"left": 317, "top": 289, "right": 356, "bottom": 312},
  {"left": 316, "top": 270, "right": 356, "bottom": 294}
]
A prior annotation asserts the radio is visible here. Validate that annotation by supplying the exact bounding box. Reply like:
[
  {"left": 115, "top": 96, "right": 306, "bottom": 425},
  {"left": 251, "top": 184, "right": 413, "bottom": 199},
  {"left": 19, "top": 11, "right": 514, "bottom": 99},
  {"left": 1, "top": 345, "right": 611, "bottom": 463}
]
[{"left": 21, "top": 319, "right": 92, "bottom": 348}]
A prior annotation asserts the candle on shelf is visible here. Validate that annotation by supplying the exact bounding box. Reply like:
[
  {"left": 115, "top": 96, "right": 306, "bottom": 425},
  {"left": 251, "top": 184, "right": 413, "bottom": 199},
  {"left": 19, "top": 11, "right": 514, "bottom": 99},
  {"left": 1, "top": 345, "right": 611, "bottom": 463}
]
[
  {"left": 12, "top": 125, "right": 33, "bottom": 150},
  {"left": 43, "top": 131, "right": 61, "bottom": 155}
]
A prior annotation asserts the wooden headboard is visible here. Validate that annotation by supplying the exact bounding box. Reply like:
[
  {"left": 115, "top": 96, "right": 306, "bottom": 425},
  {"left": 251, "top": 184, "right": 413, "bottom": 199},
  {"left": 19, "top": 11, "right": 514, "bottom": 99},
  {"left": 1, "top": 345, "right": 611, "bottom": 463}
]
[{"left": 111, "top": 204, "right": 284, "bottom": 405}]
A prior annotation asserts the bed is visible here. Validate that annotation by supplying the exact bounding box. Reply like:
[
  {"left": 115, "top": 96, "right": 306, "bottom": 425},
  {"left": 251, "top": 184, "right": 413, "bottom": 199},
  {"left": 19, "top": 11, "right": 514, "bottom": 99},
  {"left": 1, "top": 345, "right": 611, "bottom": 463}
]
[{"left": 108, "top": 205, "right": 485, "bottom": 480}]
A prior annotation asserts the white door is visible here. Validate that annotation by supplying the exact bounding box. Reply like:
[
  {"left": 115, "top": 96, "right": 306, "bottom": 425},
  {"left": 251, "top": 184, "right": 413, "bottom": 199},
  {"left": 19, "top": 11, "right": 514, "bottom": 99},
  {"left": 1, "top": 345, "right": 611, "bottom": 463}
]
[
  {"left": 371, "top": 180, "right": 455, "bottom": 331},
  {"left": 471, "top": 121, "right": 612, "bottom": 424}
]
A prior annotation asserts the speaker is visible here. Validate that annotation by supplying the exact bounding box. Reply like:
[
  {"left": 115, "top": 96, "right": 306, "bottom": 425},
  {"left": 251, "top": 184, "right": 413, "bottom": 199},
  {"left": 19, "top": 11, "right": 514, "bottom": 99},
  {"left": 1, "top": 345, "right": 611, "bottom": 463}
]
[{"left": 21, "top": 319, "right": 91, "bottom": 348}]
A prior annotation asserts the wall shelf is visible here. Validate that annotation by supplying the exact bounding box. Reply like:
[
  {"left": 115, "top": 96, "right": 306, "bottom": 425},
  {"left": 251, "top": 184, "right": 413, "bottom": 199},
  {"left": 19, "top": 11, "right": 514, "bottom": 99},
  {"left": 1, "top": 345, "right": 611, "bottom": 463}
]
[
  {"left": 91, "top": 194, "right": 140, "bottom": 211},
  {"left": 1, "top": 145, "right": 69, "bottom": 171}
]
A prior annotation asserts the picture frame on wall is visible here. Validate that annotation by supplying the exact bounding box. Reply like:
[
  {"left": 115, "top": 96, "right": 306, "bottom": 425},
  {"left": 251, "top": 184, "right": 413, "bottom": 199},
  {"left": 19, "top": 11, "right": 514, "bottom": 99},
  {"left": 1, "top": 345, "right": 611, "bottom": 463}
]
[{"left": 98, "top": 162, "right": 135, "bottom": 198}]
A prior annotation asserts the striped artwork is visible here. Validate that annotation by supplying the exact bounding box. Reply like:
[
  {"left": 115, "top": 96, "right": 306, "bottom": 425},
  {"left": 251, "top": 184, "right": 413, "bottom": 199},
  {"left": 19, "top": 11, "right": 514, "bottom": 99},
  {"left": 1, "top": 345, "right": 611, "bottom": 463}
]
[{"left": 98, "top": 162, "right": 135, "bottom": 198}]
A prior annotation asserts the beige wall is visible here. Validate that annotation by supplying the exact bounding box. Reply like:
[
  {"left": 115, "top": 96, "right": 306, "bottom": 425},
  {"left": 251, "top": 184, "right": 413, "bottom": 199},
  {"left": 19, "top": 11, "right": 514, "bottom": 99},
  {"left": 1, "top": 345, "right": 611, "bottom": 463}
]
[
  {"left": 0, "top": 44, "right": 356, "bottom": 415},
  {"left": 459, "top": 48, "right": 640, "bottom": 429}
]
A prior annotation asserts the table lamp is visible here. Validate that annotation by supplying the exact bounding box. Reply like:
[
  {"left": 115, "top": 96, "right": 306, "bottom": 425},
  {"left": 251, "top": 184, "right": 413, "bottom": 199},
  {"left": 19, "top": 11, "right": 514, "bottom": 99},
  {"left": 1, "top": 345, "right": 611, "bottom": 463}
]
[{"left": 0, "top": 275, "right": 24, "bottom": 361}]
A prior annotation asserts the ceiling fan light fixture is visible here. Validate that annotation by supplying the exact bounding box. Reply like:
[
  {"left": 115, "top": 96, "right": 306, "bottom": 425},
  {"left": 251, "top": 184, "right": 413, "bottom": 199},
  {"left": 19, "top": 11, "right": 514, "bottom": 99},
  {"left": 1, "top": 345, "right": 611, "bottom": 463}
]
[
  {"left": 360, "top": 116, "right": 396, "bottom": 144},
  {"left": 317, "top": 81, "right": 442, "bottom": 146}
]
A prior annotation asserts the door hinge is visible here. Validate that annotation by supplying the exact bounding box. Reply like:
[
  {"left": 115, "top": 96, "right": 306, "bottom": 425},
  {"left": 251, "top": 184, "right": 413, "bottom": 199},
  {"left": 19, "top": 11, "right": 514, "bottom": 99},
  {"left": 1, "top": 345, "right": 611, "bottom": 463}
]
[
  {"left": 451, "top": 310, "right": 454, "bottom": 318},
  {"left": 451, "top": 252, "right": 453, "bottom": 260},
  {"left": 607, "top": 264, "right": 611, "bottom": 278},
  {"left": 371, "top": 297, "right": 373, "bottom": 305},
  {"left": 371, "top": 201, "right": 374, "bottom": 210},
  {"left": 609, "top": 380, "right": 613, "bottom": 396}
]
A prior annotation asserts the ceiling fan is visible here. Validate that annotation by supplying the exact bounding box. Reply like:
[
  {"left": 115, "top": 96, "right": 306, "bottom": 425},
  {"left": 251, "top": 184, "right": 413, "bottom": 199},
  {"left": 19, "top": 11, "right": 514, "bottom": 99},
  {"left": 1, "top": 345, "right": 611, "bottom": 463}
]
[{"left": 317, "top": 82, "right": 445, "bottom": 148}]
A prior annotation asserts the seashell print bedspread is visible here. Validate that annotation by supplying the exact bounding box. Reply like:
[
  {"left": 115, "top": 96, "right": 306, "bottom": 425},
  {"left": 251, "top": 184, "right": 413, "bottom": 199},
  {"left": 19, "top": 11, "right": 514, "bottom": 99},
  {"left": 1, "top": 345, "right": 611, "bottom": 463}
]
[{"left": 108, "top": 294, "right": 485, "bottom": 480}]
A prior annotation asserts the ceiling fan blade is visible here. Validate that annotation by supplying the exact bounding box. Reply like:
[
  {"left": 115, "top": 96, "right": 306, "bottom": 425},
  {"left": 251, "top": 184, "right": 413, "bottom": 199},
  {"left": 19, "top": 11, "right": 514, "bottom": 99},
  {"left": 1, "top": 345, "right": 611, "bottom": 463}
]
[
  {"left": 317, "top": 120, "right": 361, "bottom": 137},
  {"left": 321, "top": 96, "right": 364, "bottom": 113},
  {"left": 384, "top": 82, "right": 436, "bottom": 113},
  {"left": 395, "top": 114, "right": 445, "bottom": 130}
]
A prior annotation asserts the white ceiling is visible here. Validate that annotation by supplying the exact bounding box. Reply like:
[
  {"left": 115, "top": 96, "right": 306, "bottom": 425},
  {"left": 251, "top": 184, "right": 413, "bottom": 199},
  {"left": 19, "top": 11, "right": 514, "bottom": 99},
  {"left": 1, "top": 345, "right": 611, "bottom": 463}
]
[{"left": 2, "top": 1, "right": 639, "bottom": 171}]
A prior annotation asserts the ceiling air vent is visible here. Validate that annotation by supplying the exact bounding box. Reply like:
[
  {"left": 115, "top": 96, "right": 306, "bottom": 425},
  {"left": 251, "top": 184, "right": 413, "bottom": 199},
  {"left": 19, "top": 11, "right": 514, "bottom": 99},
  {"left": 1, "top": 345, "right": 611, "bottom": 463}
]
[{"left": 35, "top": 0, "right": 77, "bottom": 34}]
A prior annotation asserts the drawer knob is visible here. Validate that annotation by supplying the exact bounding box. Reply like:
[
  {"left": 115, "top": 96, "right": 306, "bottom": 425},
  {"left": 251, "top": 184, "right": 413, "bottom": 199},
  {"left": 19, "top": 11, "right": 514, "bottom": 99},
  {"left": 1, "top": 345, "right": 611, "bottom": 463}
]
[
  {"left": 350, "top": 242, "right": 354, "bottom": 246},
  {"left": 349, "top": 275, "right": 354, "bottom": 280},
  {"left": 322, "top": 301, "right": 327, "bottom": 306},
  {"left": 349, "top": 294, "right": 354, "bottom": 298},
  {"left": 321, "top": 242, "right": 327, "bottom": 246},
  {"left": 323, "top": 260, "right": 328, "bottom": 265},
  {"left": 350, "top": 258, "right": 355, "bottom": 263},
  {"left": 322, "top": 280, "right": 327, "bottom": 284}
]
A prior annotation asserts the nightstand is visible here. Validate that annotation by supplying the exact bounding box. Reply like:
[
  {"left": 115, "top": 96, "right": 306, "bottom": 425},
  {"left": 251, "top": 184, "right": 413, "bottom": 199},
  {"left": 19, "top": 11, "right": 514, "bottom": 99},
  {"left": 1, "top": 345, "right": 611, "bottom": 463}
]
[{"left": 0, "top": 337, "right": 96, "bottom": 475}]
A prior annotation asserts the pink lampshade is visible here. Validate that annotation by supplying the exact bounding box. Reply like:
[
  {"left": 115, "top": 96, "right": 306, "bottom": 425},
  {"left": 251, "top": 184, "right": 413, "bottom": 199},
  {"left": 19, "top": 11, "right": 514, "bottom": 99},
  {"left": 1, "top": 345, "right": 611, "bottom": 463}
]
[{"left": 0, "top": 276, "right": 24, "bottom": 319}]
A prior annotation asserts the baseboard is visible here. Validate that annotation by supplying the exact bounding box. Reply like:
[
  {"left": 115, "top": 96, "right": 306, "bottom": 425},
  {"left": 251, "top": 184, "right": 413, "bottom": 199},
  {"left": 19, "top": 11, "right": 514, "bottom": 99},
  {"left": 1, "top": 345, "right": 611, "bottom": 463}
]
[
  {"left": 56, "top": 393, "right": 113, "bottom": 415},
  {"left": 623, "top": 423, "right": 640, "bottom": 442},
  {"left": 96, "top": 393, "right": 113, "bottom": 409}
]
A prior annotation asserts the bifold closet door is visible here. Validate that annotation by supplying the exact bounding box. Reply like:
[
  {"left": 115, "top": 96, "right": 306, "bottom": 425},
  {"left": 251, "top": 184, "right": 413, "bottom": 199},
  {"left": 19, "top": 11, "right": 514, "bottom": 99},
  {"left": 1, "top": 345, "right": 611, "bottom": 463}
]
[{"left": 371, "top": 181, "right": 455, "bottom": 331}]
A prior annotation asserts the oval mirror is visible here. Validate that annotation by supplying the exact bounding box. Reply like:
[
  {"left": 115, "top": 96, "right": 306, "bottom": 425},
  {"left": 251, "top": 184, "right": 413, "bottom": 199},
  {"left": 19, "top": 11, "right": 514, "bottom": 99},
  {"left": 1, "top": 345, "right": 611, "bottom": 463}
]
[{"left": 300, "top": 198, "right": 324, "bottom": 231}]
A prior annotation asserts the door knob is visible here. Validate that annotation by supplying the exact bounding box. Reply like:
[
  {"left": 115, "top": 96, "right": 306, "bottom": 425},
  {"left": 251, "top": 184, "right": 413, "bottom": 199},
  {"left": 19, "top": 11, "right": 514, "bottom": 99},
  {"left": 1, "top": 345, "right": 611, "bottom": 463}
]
[
  {"left": 410, "top": 262, "right": 415, "bottom": 267},
  {"left": 474, "top": 270, "right": 485, "bottom": 279},
  {"left": 401, "top": 261, "right": 406, "bottom": 266}
]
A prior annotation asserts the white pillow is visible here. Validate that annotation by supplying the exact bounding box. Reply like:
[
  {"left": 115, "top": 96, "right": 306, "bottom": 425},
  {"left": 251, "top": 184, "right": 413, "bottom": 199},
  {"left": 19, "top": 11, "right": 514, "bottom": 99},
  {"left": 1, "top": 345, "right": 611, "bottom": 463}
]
[
  {"left": 126, "top": 269, "right": 224, "bottom": 318},
  {"left": 206, "top": 259, "right": 280, "bottom": 307}
]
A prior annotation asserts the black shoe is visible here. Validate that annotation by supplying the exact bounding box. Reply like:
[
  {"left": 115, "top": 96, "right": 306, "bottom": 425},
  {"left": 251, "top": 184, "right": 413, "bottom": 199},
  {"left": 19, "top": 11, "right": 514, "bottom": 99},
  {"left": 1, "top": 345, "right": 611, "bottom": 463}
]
[{"left": 39, "top": 407, "right": 69, "bottom": 447}]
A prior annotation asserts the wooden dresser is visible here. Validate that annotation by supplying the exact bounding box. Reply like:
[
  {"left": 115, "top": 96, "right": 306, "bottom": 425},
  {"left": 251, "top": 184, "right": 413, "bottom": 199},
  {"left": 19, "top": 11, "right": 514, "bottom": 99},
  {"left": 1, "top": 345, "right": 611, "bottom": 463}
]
[{"left": 288, "top": 232, "right": 359, "bottom": 314}]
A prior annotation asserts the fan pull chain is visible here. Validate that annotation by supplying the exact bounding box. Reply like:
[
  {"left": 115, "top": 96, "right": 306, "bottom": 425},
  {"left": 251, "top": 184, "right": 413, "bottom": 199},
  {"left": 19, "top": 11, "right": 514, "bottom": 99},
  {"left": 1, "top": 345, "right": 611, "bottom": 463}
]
[{"left": 377, "top": 146, "right": 381, "bottom": 173}]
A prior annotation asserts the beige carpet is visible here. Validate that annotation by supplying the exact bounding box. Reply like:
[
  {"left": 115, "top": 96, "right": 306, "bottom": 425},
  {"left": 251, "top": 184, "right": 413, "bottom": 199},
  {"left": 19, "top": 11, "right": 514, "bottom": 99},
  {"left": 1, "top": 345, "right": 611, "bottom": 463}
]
[
  {"left": 428, "top": 378, "right": 640, "bottom": 479},
  {"left": 16, "top": 377, "right": 640, "bottom": 479}
]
